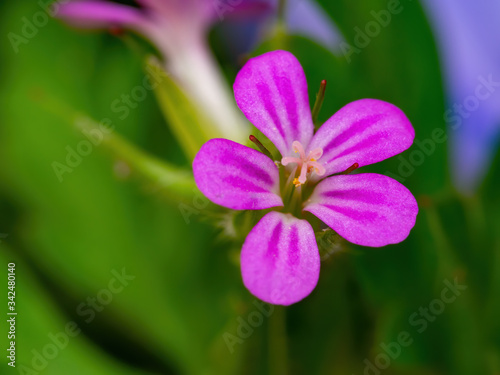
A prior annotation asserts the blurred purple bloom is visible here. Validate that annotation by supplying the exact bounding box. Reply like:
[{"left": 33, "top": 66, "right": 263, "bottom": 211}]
[
  {"left": 56, "top": 0, "right": 273, "bottom": 142},
  {"left": 421, "top": 0, "right": 500, "bottom": 193},
  {"left": 56, "top": 0, "right": 342, "bottom": 141},
  {"left": 286, "top": 0, "right": 343, "bottom": 53},
  {"left": 219, "top": 0, "right": 344, "bottom": 59},
  {"left": 193, "top": 51, "right": 418, "bottom": 305},
  {"left": 57, "top": 0, "right": 272, "bottom": 55}
]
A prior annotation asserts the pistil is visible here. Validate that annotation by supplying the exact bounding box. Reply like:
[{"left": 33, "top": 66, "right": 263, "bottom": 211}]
[{"left": 281, "top": 141, "right": 326, "bottom": 187}]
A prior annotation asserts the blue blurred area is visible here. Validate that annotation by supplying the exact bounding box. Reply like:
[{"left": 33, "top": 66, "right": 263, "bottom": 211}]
[{"left": 421, "top": 0, "right": 500, "bottom": 194}]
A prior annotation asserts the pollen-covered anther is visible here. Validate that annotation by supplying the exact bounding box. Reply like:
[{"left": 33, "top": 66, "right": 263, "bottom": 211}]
[{"left": 282, "top": 141, "right": 325, "bottom": 187}]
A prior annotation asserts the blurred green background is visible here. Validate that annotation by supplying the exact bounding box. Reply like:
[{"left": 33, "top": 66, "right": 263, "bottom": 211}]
[{"left": 1, "top": 1, "right": 499, "bottom": 374}]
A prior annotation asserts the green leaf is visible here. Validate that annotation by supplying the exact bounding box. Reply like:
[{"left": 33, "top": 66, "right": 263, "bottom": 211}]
[
  {"left": 0, "top": 245, "right": 155, "bottom": 375},
  {"left": 0, "top": 4, "right": 243, "bottom": 374},
  {"left": 145, "top": 58, "right": 223, "bottom": 161}
]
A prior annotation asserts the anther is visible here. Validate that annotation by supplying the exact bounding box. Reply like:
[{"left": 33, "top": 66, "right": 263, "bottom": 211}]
[
  {"left": 249, "top": 135, "right": 273, "bottom": 160},
  {"left": 312, "top": 80, "right": 327, "bottom": 126},
  {"left": 341, "top": 163, "right": 359, "bottom": 175},
  {"left": 109, "top": 26, "right": 125, "bottom": 36},
  {"left": 281, "top": 140, "right": 326, "bottom": 187}
]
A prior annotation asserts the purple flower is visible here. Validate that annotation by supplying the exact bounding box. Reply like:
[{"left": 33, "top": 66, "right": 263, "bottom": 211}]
[
  {"left": 193, "top": 50, "right": 418, "bottom": 305},
  {"left": 56, "top": 0, "right": 272, "bottom": 142},
  {"left": 220, "top": 0, "right": 344, "bottom": 60},
  {"left": 285, "top": 0, "right": 344, "bottom": 54}
]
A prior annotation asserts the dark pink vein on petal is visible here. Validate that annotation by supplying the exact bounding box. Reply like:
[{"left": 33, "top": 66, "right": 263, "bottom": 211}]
[
  {"left": 223, "top": 176, "right": 272, "bottom": 193},
  {"left": 220, "top": 150, "right": 275, "bottom": 186},
  {"left": 257, "top": 82, "right": 287, "bottom": 141},
  {"left": 321, "top": 189, "right": 388, "bottom": 205},
  {"left": 273, "top": 69, "right": 299, "bottom": 142},
  {"left": 266, "top": 220, "right": 283, "bottom": 269},
  {"left": 322, "top": 114, "right": 384, "bottom": 154},
  {"left": 322, "top": 205, "right": 380, "bottom": 223},
  {"left": 287, "top": 225, "right": 300, "bottom": 271}
]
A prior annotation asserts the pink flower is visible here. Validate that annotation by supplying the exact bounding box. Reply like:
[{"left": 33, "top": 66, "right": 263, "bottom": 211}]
[{"left": 193, "top": 50, "right": 418, "bottom": 305}]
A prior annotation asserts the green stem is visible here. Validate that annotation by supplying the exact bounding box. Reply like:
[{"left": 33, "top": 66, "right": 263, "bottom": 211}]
[
  {"left": 423, "top": 203, "right": 460, "bottom": 285},
  {"left": 269, "top": 0, "right": 288, "bottom": 51},
  {"left": 289, "top": 185, "right": 304, "bottom": 218},
  {"left": 268, "top": 306, "right": 288, "bottom": 375},
  {"left": 277, "top": 0, "right": 287, "bottom": 25},
  {"left": 77, "top": 118, "right": 198, "bottom": 203},
  {"left": 35, "top": 92, "right": 202, "bottom": 205},
  {"left": 249, "top": 135, "right": 274, "bottom": 160},
  {"left": 146, "top": 58, "right": 219, "bottom": 161},
  {"left": 312, "top": 80, "right": 327, "bottom": 127},
  {"left": 460, "top": 194, "right": 487, "bottom": 246}
]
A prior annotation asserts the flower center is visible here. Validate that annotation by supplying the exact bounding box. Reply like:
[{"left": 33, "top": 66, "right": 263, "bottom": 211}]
[{"left": 281, "top": 141, "right": 326, "bottom": 187}]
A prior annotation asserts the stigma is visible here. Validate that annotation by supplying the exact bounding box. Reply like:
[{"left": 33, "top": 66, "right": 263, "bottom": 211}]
[{"left": 281, "top": 141, "right": 326, "bottom": 187}]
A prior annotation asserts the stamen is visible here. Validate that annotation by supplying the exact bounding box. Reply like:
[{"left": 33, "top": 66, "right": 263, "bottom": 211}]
[
  {"left": 109, "top": 26, "right": 125, "bottom": 36},
  {"left": 298, "top": 165, "right": 308, "bottom": 184},
  {"left": 249, "top": 135, "right": 273, "bottom": 160},
  {"left": 312, "top": 80, "right": 327, "bottom": 126},
  {"left": 341, "top": 163, "right": 359, "bottom": 175},
  {"left": 281, "top": 140, "right": 326, "bottom": 187},
  {"left": 282, "top": 157, "right": 303, "bottom": 166},
  {"left": 309, "top": 161, "right": 326, "bottom": 176},
  {"left": 292, "top": 141, "right": 306, "bottom": 160},
  {"left": 308, "top": 148, "right": 323, "bottom": 160}
]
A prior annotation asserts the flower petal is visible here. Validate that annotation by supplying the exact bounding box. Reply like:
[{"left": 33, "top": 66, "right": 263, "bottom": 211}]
[
  {"left": 56, "top": 1, "right": 148, "bottom": 30},
  {"left": 234, "top": 50, "right": 314, "bottom": 157},
  {"left": 193, "top": 139, "right": 282, "bottom": 210},
  {"left": 209, "top": 0, "right": 273, "bottom": 22},
  {"left": 138, "top": 0, "right": 212, "bottom": 29},
  {"left": 308, "top": 99, "right": 415, "bottom": 176},
  {"left": 241, "top": 212, "right": 320, "bottom": 305},
  {"left": 304, "top": 173, "right": 418, "bottom": 247},
  {"left": 286, "top": 0, "right": 345, "bottom": 54}
]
